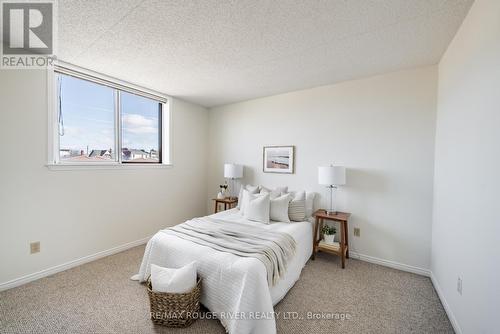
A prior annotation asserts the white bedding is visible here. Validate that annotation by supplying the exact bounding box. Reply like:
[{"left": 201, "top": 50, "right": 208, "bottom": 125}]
[{"left": 134, "top": 208, "right": 313, "bottom": 334}]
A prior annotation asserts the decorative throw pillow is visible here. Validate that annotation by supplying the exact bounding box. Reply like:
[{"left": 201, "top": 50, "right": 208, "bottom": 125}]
[
  {"left": 244, "top": 193, "right": 270, "bottom": 223},
  {"left": 240, "top": 189, "right": 266, "bottom": 215},
  {"left": 288, "top": 190, "right": 306, "bottom": 221},
  {"left": 237, "top": 186, "right": 245, "bottom": 209},
  {"left": 245, "top": 184, "right": 260, "bottom": 193},
  {"left": 237, "top": 185, "right": 260, "bottom": 209},
  {"left": 259, "top": 186, "right": 271, "bottom": 194},
  {"left": 305, "top": 192, "right": 316, "bottom": 217},
  {"left": 239, "top": 189, "right": 251, "bottom": 214},
  {"left": 270, "top": 193, "right": 292, "bottom": 222},
  {"left": 260, "top": 186, "right": 288, "bottom": 199},
  {"left": 150, "top": 262, "right": 197, "bottom": 293}
]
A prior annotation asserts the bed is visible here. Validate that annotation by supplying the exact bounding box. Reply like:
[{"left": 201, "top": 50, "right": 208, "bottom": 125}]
[{"left": 134, "top": 208, "right": 313, "bottom": 334}]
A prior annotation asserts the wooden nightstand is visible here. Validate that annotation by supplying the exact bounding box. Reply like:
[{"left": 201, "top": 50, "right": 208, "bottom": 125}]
[
  {"left": 312, "top": 209, "right": 351, "bottom": 268},
  {"left": 212, "top": 198, "right": 238, "bottom": 213}
]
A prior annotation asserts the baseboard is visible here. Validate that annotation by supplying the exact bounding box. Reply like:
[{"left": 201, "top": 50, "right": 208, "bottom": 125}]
[
  {"left": 0, "top": 236, "right": 150, "bottom": 292},
  {"left": 430, "top": 272, "right": 462, "bottom": 334},
  {"left": 349, "top": 251, "right": 431, "bottom": 277}
]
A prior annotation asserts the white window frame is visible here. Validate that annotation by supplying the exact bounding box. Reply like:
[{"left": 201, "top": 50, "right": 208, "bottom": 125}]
[{"left": 47, "top": 61, "right": 172, "bottom": 170}]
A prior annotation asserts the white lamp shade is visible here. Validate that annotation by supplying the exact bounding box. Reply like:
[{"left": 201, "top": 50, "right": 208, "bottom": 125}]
[
  {"left": 224, "top": 163, "right": 243, "bottom": 179},
  {"left": 318, "top": 166, "right": 346, "bottom": 185}
]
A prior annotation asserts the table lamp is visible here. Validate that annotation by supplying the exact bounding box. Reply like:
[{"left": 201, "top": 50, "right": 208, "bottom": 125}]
[
  {"left": 224, "top": 163, "right": 243, "bottom": 199},
  {"left": 318, "top": 165, "right": 346, "bottom": 215}
]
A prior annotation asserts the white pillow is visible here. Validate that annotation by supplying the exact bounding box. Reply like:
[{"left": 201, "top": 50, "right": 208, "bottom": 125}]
[
  {"left": 305, "top": 192, "right": 316, "bottom": 217},
  {"left": 245, "top": 184, "right": 260, "bottom": 193},
  {"left": 239, "top": 189, "right": 251, "bottom": 215},
  {"left": 288, "top": 190, "right": 306, "bottom": 221},
  {"left": 237, "top": 186, "right": 244, "bottom": 209},
  {"left": 150, "top": 262, "right": 197, "bottom": 293},
  {"left": 244, "top": 193, "right": 270, "bottom": 223},
  {"left": 275, "top": 186, "right": 288, "bottom": 194},
  {"left": 237, "top": 185, "right": 260, "bottom": 209},
  {"left": 240, "top": 189, "right": 266, "bottom": 215},
  {"left": 259, "top": 185, "right": 288, "bottom": 193},
  {"left": 260, "top": 187, "right": 279, "bottom": 199},
  {"left": 260, "top": 186, "right": 288, "bottom": 199},
  {"left": 259, "top": 186, "right": 288, "bottom": 199},
  {"left": 270, "top": 193, "right": 292, "bottom": 222}
]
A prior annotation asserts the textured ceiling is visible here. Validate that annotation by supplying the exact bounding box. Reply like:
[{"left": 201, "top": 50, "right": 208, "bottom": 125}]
[{"left": 57, "top": 0, "right": 474, "bottom": 107}]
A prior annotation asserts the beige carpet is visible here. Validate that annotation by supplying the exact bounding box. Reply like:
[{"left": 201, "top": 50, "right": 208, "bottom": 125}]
[{"left": 0, "top": 245, "right": 453, "bottom": 334}]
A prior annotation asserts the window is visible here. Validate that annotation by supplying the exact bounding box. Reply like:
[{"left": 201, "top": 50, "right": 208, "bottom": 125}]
[
  {"left": 121, "top": 92, "right": 162, "bottom": 163},
  {"left": 52, "top": 66, "right": 169, "bottom": 167},
  {"left": 58, "top": 74, "right": 116, "bottom": 162}
]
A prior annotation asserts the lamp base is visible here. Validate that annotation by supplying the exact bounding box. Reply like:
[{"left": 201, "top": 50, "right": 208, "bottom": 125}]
[{"left": 326, "top": 210, "right": 338, "bottom": 216}]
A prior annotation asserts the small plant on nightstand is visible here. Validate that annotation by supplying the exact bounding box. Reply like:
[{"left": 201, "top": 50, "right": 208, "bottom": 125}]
[
  {"left": 322, "top": 225, "right": 336, "bottom": 245},
  {"left": 217, "top": 184, "right": 228, "bottom": 199}
]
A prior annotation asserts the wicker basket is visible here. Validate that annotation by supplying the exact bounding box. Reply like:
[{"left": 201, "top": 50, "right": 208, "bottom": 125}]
[{"left": 147, "top": 277, "right": 201, "bottom": 327}]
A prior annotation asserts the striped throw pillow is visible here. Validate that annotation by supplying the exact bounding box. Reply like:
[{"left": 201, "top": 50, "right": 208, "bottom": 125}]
[{"left": 288, "top": 191, "right": 306, "bottom": 221}]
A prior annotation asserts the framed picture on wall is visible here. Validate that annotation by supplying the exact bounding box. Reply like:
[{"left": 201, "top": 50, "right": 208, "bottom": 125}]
[{"left": 263, "top": 146, "right": 295, "bottom": 174}]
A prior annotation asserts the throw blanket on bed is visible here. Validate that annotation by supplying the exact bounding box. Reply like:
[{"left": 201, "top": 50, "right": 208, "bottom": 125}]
[{"left": 161, "top": 217, "right": 296, "bottom": 286}]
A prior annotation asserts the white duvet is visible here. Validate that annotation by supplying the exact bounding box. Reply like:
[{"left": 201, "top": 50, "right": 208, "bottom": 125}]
[{"left": 134, "top": 209, "right": 313, "bottom": 334}]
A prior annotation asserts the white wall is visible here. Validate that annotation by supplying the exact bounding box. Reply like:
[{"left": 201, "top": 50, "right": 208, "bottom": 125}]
[
  {"left": 208, "top": 66, "right": 437, "bottom": 272},
  {"left": 432, "top": 0, "right": 500, "bottom": 333},
  {"left": 0, "top": 70, "right": 208, "bottom": 285}
]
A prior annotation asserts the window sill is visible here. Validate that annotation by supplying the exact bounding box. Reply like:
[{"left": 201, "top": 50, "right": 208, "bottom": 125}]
[{"left": 46, "top": 163, "right": 173, "bottom": 171}]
